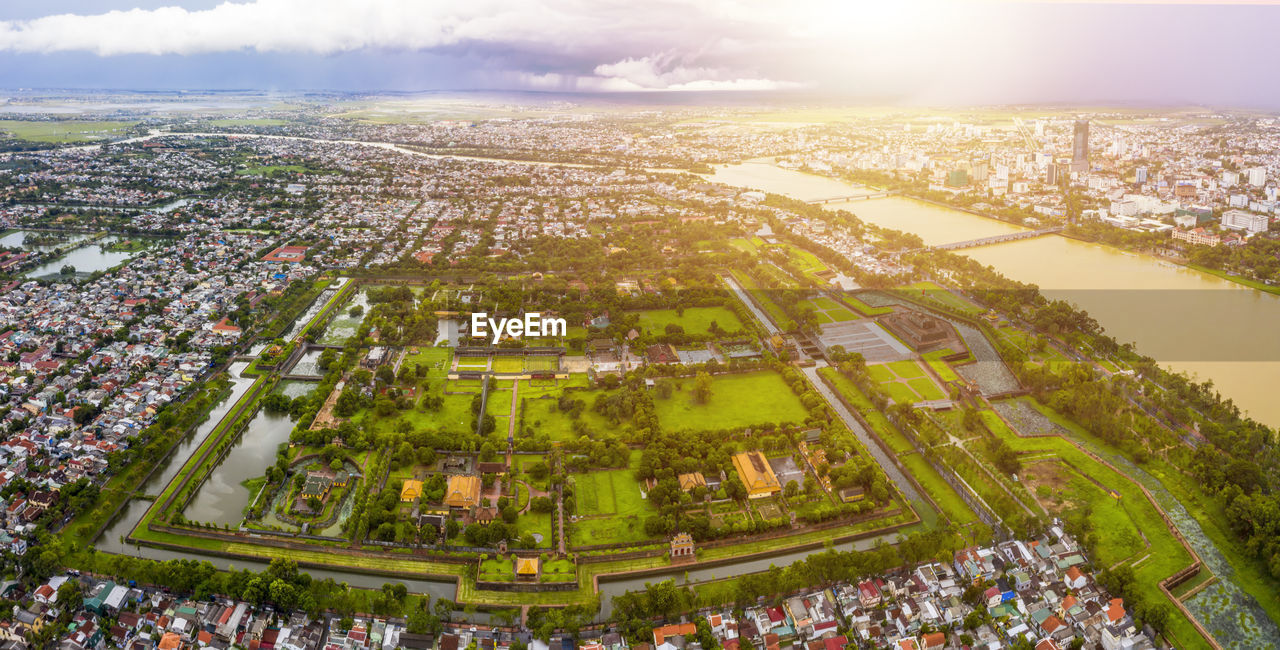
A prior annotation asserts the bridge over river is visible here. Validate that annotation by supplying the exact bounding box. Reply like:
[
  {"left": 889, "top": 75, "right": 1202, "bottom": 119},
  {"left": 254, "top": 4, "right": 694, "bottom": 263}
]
[
  {"left": 906, "top": 226, "right": 1063, "bottom": 253},
  {"left": 806, "top": 190, "right": 896, "bottom": 204}
]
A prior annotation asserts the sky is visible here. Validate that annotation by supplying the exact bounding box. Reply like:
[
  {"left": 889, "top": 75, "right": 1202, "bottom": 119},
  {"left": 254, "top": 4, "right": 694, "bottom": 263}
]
[{"left": 1, "top": 0, "right": 1279, "bottom": 106}]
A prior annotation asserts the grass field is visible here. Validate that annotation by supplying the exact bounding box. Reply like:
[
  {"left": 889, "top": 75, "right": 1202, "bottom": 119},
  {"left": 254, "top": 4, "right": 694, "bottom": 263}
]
[
  {"left": 570, "top": 454, "right": 657, "bottom": 545},
  {"left": 525, "top": 355, "right": 559, "bottom": 372},
  {"left": 653, "top": 371, "right": 809, "bottom": 432},
  {"left": 727, "top": 270, "right": 795, "bottom": 331},
  {"left": 523, "top": 389, "right": 615, "bottom": 442},
  {"left": 800, "top": 296, "right": 858, "bottom": 324},
  {"left": 492, "top": 357, "right": 524, "bottom": 373},
  {"left": 729, "top": 237, "right": 767, "bottom": 254},
  {"left": 785, "top": 244, "right": 830, "bottom": 280},
  {"left": 817, "top": 368, "right": 915, "bottom": 454},
  {"left": 895, "top": 281, "right": 985, "bottom": 316},
  {"left": 479, "top": 556, "right": 515, "bottom": 581},
  {"left": 0, "top": 119, "right": 135, "bottom": 143},
  {"left": 541, "top": 558, "right": 577, "bottom": 583},
  {"left": 987, "top": 399, "right": 1204, "bottom": 648},
  {"left": 635, "top": 306, "right": 744, "bottom": 336},
  {"left": 866, "top": 360, "right": 945, "bottom": 404},
  {"left": 922, "top": 349, "right": 962, "bottom": 383},
  {"left": 844, "top": 293, "right": 894, "bottom": 316},
  {"left": 901, "top": 452, "right": 978, "bottom": 524}
]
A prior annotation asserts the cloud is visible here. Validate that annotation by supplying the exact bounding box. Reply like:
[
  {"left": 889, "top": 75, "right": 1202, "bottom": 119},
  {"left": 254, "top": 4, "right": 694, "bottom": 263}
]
[
  {"left": 2, "top": 0, "right": 1277, "bottom": 102},
  {"left": 0, "top": 0, "right": 812, "bottom": 91},
  {"left": 591, "top": 55, "right": 797, "bottom": 91}
]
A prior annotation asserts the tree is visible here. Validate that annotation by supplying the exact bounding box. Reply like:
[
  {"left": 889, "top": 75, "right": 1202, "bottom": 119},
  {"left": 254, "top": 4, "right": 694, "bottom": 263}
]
[
  {"left": 397, "top": 441, "right": 415, "bottom": 468},
  {"left": 693, "top": 371, "right": 713, "bottom": 404},
  {"left": 56, "top": 580, "right": 82, "bottom": 611}
]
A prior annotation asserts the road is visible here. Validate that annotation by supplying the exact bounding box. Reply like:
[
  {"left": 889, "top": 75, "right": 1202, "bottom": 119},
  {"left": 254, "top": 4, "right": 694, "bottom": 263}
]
[
  {"left": 722, "top": 274, "right": 779, "bottom": 335},
  {"left": 721, "top": 275, "right": 928, "bottom": 511}
]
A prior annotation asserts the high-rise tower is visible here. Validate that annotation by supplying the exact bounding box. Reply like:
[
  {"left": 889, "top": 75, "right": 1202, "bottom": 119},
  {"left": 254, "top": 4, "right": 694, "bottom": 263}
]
[{"left": 1071, "top": 119, "right": 1089, "bottom": 172}]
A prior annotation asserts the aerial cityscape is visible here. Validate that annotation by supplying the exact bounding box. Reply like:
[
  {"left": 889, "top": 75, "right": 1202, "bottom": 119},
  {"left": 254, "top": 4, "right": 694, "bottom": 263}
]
[{"left": 0, "top": 1, "right": 1278, "bottom": 649}]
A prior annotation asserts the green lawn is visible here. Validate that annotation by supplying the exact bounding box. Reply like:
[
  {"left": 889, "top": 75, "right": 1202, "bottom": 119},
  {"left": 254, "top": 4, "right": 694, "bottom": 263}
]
[
  {"left": 817, "top": 368, "right": 914, "bottom": 454},
  {"left": 887, "top": 360, "right": 925, "bottom": 378},
  {"left": 800, "top": 297, "right": 858, "bottom": 323},
  {"left": 0, "top": 119, "right": 136, "bottom": 143},
  {"left": 541, "top": 558, "right": 577, "bottom": 583},
  {"left": 844, "top": 294, "right": 894, "bottom": 316},
  {"left": 634, "top": 307, "right": 745, "bottom": 336},
  {"left": 653, "top": 371, "right": 809, "bottom": 432},
  {"left": 728, "top": 270, "right": 795, "bottom": 331},
  {"left": 922, "top": 349, "right": 962, "bottom": 383},
  {"left": 867, "top": 365, "right": 895, "bottom": 382},
  {"left": 401, "top": 347, "right": 452, "bottom": 378},
  {"left": 901, "top": 452, "right": 978, "bottom": 524},
  {"left": 895, "top": 281, "right": 985, "bottom": 316},
  {"left": 569, "top": 454, "right": 658, "bottom": 546},
  {"left": 786, "top": 245, "right": 829, "bottom": 276},
  {"left": 867, "top": 361, "right": 945, "bottom": 404},
  {"left": 523, "top": 390, "right": 615, "bottom": 442},
  {"left": 907, "top": 377, "right": 945, "bottom": 401},
  {"left": 987, "top": 399, "right": 1203, "bottom": 649},
  {"left": 493, "top": 357, "right": 524, "bottom": 373},
  {"left": 883, "top": 382, "right": 918, "bottom": 404},
  {"left": 479, "top": 556, "right": 515, "bottom": 581}
]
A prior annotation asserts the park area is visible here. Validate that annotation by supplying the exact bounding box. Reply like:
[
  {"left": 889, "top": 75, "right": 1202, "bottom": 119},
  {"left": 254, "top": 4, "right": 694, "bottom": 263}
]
[
  {"left": 893, "top": 281, "right": 985, "bottom": 316},
  {"left": 634, "top": 306, "right": 744, "bottom": 336},
  {"left": 0, "top": 119, "right": 136, "bottom": 143},
  {"left": 653, "top": 371, "right": 810, "bottom": 432},
  {"left": 799, "top": 296, "right": 858, "bottom": 324},
  {"left": 569, "top": 454, "right": 657, "bottom": 546},
  {"left": 866, "top": 360, "right": 947, "bottom": 404},
  {"left": 982, "top": 398, "right": 1204, "bottom": 648}
]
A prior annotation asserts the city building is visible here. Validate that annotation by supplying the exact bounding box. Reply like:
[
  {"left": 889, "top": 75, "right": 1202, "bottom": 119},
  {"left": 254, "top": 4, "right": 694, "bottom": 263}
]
[
  {"left": 1221, "top": 209, "right": 1269, "bottom": 234},
  {"left": 1071, "top": 119, "right": 1089, "bottom": 172},
  {"left": 1249, "top": 166, "right": 1267, "bottom": 188}
]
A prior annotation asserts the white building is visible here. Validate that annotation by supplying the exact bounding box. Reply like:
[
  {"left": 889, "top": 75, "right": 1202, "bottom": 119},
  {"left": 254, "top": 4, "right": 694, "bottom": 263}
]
[
  {"left": 1221, "top": 209, "right": 1269, "bottom": 234},
  {"left": 1248, "top": 166, "right": 1267, "bottom": 188}
]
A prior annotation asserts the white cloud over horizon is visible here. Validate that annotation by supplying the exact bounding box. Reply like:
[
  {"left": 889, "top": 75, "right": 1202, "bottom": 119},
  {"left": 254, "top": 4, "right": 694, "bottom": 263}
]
[
  {"left": 0, "top": 0, "right": 811, "bottom": 91},
  {"left": 2, "top": 0, "right": 1280, "bottom": 104}
]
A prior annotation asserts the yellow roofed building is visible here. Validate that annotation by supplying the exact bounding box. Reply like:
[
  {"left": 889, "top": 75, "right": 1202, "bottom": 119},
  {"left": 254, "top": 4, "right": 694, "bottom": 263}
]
[
  {"left": 732, "top": 451, "right": 781, "bottom": 498},
  {"left": 400, "top": 479, "right": 422, "bottom": 502},
  {"left": 445, "top": 475, "right": 481, "bottom": 509}
]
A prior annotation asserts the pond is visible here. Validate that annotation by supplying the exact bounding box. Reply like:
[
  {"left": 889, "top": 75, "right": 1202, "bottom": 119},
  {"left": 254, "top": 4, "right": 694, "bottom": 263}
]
[
  {"left": 0, "top": 229, "right": 93, "bottom": 252},
  {"left": 23, "top": 235, "right": 156, "bottom": 279}
]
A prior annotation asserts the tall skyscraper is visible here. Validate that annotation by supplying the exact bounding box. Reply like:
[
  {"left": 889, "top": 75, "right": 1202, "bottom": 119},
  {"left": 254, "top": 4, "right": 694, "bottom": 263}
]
[
  {"left": 1071, "top": 119, "right": 1089, "bottom": 172},
  {"left": 1136, "top": 166, "right": 1148, "bottom": 184}
]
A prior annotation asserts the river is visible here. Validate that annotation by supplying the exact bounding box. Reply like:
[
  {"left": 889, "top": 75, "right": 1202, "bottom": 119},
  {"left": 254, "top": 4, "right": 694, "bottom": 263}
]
[
  {"left": 709, "top": 161, "right": 1280, "bottom": 647},
  {"left": 710, "top": 162, "right": 1280, "bottom": 430}
]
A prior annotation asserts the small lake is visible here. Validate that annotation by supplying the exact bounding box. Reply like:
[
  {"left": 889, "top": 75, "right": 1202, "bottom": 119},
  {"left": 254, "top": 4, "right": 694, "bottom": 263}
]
[
  {"left": 23, "top": 235, "right": 157, "bottom": 279},
  {"left": 0, "top": 229, "right": 94, "bottom": 253}
]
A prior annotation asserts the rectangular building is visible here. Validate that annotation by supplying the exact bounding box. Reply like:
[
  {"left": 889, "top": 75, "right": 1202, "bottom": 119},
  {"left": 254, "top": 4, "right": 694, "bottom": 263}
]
[
  {"left": 732, "top": 451, "right": 782, "bottom": 498},
  {"left": 1221, "top": 209, "right": 1269, "bottom": 234}
]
